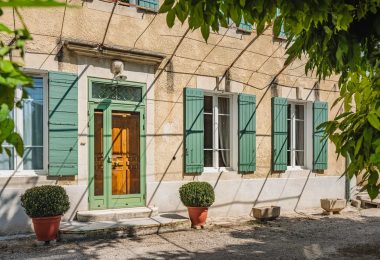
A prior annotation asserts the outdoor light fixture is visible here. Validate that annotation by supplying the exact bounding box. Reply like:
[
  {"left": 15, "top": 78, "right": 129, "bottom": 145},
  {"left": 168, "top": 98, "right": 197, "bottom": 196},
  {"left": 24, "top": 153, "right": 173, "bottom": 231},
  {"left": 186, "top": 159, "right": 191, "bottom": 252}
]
[{"left": 111, "top": 60, "right": 128, "bottom": 81}]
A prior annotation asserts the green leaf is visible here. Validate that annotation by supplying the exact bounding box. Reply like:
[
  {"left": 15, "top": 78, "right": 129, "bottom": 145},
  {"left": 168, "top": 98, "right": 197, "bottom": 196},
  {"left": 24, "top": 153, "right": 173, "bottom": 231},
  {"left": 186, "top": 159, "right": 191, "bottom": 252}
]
[
  {"left": 273, "top": 16, "right": 282, "bottom": 36},
  {"left": 354, "top": 135, "right": 363, "bottom": 156},
  {"left": 367, "top": 184, "right": 379, "bottom": 200},
  {"left": 4, "top": 147, "right": 11, "bottom": 157},
  {"left": 0, "top": 104, "right": 9, "bottom": 122},
  {"left": 159, "top": 0, "right": 175, "bottom": 13},
  {"left": 0, "top": 118, "right": 14, "bottom": 141},
  {"left": 0, "top": 0, "right": 65, "bottom": 7},
  {"left": 6, "top": 132, "right": 24, "bottom": 157},
  {"left": 0, "top": 24, "right": 12, "bottom": 34},
  {"left": 166, "top": 9, "right": 176, "bottom": 28},
  {"left": 368, "top": 112, "right": 380, "bottom": 130},
  {"left": 201, "top": 24, "right": 210, "bottom": 42}
]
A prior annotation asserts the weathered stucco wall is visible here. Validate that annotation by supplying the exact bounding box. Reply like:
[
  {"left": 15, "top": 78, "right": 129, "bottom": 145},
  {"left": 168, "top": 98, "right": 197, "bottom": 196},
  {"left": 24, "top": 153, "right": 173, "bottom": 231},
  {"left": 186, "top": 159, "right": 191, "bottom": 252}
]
[{"left": 0, "top": 0, "right": 349, "bottom": 235}]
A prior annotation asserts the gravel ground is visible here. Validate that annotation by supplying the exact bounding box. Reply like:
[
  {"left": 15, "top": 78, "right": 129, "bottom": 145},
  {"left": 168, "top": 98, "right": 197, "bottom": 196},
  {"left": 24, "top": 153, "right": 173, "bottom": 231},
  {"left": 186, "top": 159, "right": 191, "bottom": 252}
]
[{"left": 1, "top": 207, "right": 379, "bottom": 260}]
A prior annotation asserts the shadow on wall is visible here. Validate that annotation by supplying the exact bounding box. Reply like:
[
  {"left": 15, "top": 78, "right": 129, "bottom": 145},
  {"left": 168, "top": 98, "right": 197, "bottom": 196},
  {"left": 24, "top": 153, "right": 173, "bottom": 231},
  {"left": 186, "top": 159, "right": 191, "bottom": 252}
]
[{"left": 0, "top": 190, "right": 33, "bottom": 235}]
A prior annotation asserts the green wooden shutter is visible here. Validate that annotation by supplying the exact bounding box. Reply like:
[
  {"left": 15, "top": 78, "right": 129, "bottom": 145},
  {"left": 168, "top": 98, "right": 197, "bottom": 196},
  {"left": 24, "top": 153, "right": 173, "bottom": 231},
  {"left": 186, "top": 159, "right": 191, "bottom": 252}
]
[
  {"left": 48, "top": 71, "right": 78, "bottom": 176},
  {"left": 138, "top": 0, "right": 159, "bottom": 11},
  {"left": 313, "top": 101, "right": 328, "bottom": 170},
  {"left": 238, "top": 19, "right": 253, "bottom": 32},
  {"left": 238, "top": 94, "right": 256, "bottom": 172},
  {"left": 184, "top": 88, "right": 204, "bottom": 174},
  {"left": 272, "top": 97, "right": 288, "bottom": 171}
]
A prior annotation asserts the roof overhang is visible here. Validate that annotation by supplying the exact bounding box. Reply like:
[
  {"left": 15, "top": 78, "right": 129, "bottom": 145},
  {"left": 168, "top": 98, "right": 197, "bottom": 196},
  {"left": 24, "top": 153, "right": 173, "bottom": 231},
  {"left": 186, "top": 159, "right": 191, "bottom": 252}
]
[{"left": 62, "top": 39, "right": 165, "bottom": 66}]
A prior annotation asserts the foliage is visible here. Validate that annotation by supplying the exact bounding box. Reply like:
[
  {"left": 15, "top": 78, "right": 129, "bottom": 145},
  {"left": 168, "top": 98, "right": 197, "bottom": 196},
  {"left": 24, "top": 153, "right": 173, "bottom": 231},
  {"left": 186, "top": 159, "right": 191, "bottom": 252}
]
[
  {"left": 0, "top": 0, "right": 63, "bottom": 158},
  {"left": 20, "top": 185, "right": 70, "bottom": 218},
  {"left": 160, "top": 0, "right": 380, "bottom": 199},
  {"left": 179, "top": 182, "right": 215, "bottom": 207}
]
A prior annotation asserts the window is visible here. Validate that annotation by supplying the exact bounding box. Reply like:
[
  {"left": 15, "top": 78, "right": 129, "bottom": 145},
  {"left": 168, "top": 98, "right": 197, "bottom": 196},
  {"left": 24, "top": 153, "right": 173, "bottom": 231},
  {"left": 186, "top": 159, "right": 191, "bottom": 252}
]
[
  {"left": 204, "top": 95, "right": 231, "bottom": 169},
  {"left": 0, "top": 76, "right": 46, "bottom": 172},
  {"left": 287, "top": 103, "right": 305, "bottom": 167}
]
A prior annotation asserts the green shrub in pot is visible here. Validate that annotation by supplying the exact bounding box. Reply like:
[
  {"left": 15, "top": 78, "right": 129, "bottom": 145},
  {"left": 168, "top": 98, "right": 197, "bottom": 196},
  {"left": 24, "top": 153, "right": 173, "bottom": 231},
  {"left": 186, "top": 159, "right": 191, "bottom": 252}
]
[
  {"left": 179, "top": 182, "right": 215, "bottom": 207},
  {"left": 21, "top": 185, "right": 70, "bottom": 218}
]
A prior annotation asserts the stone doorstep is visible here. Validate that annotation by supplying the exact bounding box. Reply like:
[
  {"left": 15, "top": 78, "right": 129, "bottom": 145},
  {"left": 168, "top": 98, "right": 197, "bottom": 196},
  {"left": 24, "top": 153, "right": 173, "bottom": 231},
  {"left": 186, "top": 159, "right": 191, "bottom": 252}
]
[
  {"left": 59, "top": 214, "right": 190, "bottom": 241},
  {"left": 76, "top": 206, "right": 159, "bottom": 222}
]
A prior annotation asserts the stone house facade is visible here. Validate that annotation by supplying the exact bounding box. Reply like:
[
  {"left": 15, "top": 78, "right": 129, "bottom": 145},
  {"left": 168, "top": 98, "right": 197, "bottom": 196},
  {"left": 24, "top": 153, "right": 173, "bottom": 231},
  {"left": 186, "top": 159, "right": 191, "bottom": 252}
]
[{"left": 0, "top": 0, "right": 351, "bottom": 235}]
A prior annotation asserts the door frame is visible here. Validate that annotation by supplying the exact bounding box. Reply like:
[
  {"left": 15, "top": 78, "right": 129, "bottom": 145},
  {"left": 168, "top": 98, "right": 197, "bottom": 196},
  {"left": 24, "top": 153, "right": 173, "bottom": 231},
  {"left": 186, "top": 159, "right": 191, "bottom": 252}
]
[{"left": 88, "top": 77, "right": 146, "bottom": 210}]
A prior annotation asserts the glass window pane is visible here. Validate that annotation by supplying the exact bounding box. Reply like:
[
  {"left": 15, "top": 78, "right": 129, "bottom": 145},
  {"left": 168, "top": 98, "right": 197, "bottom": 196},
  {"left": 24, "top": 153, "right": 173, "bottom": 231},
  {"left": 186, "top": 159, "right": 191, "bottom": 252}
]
[
  {"left": 204, "top": 114, "right": 213, "bottom": 149},
  {"left": 218, "top": 97, "right": 229, "bottom": 114},
  {"left": 0, "top": 148, "right": 14, "bottom": 170},
  {"left": 295, "top": 121, "right": 304, "bottom": 150},
  {"left": 287, "top": 104, "right": 291, "bottom": 120},
  {"left": 92, "top": 82, "right": 142, "bottom": 102},
  {"left": 204, "top": 96, "right": 213, "bottom": 113},
  {"left": 23, "top": 147, "right": 43, "bottom": 170},
  {"left": 23, "top": 77, "right": 44, "bottom": 170},
  {"left": 295, "top": 105, "right": 304, "bottom": 120},
  {"left": 23, "top": 100, "right": 43, "bottom": 146},
  {"left": 218, "top": 115, "right": 230, "bottom": 149},
  {"left": 295, "top": 151, "right": 304, "bottom": 166},
  {"left": 219, "top": 150, "right": 230, "bottom": 167},
  {"left": 204, "top": 150, "right": 213, "bottom": 167}
]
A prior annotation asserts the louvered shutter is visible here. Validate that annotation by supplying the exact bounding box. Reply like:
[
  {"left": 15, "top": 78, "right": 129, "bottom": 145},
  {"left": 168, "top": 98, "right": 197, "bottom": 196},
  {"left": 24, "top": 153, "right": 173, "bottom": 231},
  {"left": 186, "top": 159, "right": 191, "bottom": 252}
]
[
  {"left": 272, "top": 97, "right": 288, "bottom": 171},
  {"left": 313, "top": 101, "right": 328, "bottom": 170}
]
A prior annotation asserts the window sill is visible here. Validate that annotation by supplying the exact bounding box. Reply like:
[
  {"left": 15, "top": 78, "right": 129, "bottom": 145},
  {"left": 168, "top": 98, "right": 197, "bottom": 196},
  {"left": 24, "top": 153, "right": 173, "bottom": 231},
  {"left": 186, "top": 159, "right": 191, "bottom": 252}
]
[
  {"left": 203, "top": 167, "right": 234, "bottom": 174},
  {"left": 0, "top": 170, "right": 47, "bottom": 178}
]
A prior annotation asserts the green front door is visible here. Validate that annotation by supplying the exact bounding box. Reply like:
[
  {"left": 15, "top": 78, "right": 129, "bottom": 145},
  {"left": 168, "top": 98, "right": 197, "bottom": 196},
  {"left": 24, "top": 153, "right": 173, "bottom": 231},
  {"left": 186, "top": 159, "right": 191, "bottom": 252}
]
[{"left": 88, "top": 80, "right": 146, "bottom": 210}]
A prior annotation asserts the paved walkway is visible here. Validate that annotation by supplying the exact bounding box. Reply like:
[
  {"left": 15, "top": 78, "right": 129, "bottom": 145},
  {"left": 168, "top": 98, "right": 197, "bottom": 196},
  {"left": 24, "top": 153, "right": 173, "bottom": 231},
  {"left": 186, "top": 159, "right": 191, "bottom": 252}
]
[{"left": 1, "top": 207, "right": 379, "bottom": 259}]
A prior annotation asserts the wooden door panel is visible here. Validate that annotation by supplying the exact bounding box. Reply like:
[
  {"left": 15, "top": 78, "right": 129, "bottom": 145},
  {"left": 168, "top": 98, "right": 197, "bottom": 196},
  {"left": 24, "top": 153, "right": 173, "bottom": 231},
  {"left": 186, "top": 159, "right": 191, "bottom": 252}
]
[{"left": 111, "top": 111, "right": 140, "bottom": 195}]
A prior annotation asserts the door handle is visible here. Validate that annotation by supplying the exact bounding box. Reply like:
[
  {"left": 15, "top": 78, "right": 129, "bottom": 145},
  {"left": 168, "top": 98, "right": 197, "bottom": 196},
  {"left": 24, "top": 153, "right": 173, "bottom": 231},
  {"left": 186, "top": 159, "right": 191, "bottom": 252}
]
[{"left": 107, "top": 157, "right": 112, "bottom": 163}]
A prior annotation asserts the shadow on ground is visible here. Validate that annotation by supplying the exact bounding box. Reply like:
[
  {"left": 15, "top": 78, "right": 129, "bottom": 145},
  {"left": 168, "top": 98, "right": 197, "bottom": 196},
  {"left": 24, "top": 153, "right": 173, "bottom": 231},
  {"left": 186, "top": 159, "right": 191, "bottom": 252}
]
[{"left": 1, "top": 209, "right": 379, "bottom": 259}]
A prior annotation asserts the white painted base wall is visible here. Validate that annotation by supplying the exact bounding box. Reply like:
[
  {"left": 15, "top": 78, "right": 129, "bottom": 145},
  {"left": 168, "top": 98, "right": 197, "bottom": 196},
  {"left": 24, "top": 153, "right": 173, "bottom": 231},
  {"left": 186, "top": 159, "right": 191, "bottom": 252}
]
[
  {"left": 147, "top": 176, "right": 347, "bottom": 217},
  {"left": 0, "top": 185, "right": 88, "bottom": 236},
  {"left": 0, "top": 176, "right": 349, "bottom": 236}
]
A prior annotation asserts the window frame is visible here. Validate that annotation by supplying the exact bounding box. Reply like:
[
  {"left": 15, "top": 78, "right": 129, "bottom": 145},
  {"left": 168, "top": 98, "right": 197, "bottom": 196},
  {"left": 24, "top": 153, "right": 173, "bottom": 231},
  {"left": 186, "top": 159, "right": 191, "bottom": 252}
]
[
  {"left": 0, "top": 72, "right": 49, "bottom": 177},
  {"left": 203, "top": 93, "right": 234, "bottom": 172},
  {"left": 287, "top": 102, "right": 306, "bottom": 170}
]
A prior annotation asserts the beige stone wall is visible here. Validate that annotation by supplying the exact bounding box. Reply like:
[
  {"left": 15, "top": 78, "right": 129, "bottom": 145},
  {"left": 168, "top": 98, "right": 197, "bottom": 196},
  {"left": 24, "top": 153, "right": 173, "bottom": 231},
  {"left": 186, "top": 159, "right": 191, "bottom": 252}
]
[{"left": 0, "top": 0, "right": 345, "bottom": 183}]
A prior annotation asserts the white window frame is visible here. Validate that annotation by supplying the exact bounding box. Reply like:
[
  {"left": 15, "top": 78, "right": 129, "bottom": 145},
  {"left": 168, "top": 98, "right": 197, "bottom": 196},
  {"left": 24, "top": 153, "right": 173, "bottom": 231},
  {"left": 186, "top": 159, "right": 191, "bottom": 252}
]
[
  {"left": 287, "top": 102, "right": 306, "bottom": 170},
  {"left": 203, "top": 93, "right": 235, "bottom": 172},
  {"left": 0, "top": 72, "right": 48, "bottom": 177}
]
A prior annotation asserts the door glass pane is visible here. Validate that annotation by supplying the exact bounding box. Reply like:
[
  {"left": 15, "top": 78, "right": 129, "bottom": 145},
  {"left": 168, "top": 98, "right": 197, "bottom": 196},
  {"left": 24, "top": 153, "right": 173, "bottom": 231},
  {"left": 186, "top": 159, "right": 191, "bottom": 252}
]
[
  {"left": 23, "top": 77, "right": 44, "bottom": 170},
  {"left": 218, "top": 97, "right": 229, "bottom": 114},
  {"left": 295, "top": 151, "right": 304, "bottom": 166},
  {"left": 219, "top": 150, "right": 230, "bottom": 167},
  {"left": 92, "top": 82, "right": 142, "bottom": 102},
  {"left": 295, "top": 105, "right": 304, "bottom": 120},
  {"left": 287, "top": 105, "right": 291, "bottom": 166},
  {"left": 94, "top": 110, "right": 104, "bottom": 196},
  {"left": 204, "top": 114, "right": 213, "bottom": 149},
  {"left": 218, "top": 115, "right": 230, "bottom": 167},
  {"left": 295, "top": 121, "right": 304, "bottom": 151},
  {"left": 204, "top": 96, "right": 213, "bottom": 113},
  {"left": 112, "top": 111, "right": 140, "bottom": 195},
  {"left": 204, "top": 150, "right": 213, "bottom": 167}
]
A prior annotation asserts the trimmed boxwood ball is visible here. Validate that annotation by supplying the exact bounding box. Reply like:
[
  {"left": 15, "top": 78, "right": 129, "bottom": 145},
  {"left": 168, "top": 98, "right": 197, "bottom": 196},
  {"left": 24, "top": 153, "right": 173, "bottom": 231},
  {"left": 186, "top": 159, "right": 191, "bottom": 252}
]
[
  {"left": 20, "top": 185, "right": 70, "bottom": 218},
  {"left": 179, "top": 182, "right": 215, "bottom": 207}
]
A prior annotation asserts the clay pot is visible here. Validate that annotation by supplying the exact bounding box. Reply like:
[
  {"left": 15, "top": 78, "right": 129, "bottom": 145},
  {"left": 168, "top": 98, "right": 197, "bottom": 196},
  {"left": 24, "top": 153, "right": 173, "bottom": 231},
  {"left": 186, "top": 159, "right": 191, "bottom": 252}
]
[
  {"left": 187, "top": 207, "right": 208, "bottom": 228},
  {"left": 32, "top": 215, "right": 62, "bottom": 242}
]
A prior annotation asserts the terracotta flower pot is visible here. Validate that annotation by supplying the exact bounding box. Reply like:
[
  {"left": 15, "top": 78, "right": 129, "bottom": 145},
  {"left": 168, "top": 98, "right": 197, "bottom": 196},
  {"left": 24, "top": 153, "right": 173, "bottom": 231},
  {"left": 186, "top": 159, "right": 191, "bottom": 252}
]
[
  {"left": 187, "top": 207, "right": 208, "bottom": 228},
  {"left": 32, "top": 215, "right": 62, "bottom": 242}
]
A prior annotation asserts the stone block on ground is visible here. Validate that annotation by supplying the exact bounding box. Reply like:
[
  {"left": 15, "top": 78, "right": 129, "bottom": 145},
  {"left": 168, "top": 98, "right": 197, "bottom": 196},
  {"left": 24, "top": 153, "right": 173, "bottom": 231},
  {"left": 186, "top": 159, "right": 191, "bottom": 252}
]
[
  {"left": 252, "top": 206, "right": 280, "bottom": 221},
  {"left": 320, "top": 198, "right": 346, "bottom": 215}
]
